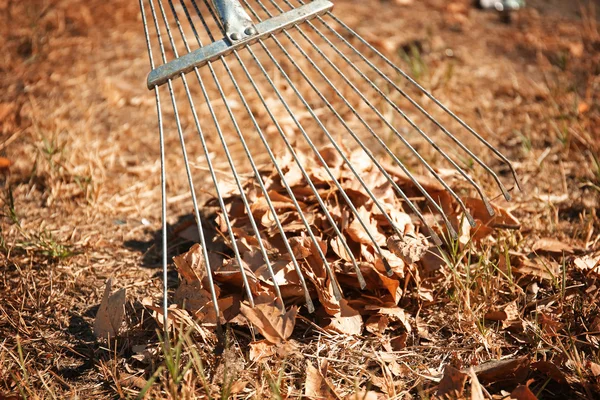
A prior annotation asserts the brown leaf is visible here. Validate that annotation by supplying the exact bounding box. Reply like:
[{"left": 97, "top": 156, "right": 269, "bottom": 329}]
[
  {"left": 173, "top": 244, "right": 210, "bottom": 287},
  {"left": 249, "top": 340, "right": 276, "bottom": 362},
  {"left": 93, "top": 278, "right": 126, "bottom": 340},
  {"left": 531, "top": 361, "right": 567, "bottom": 384},
  {"left": 469, "top": 357, "right": 530, "bottom": 385},
  {"left": 587, "top": 361, "right": 600, "bottom": 377},
  {"left": 346, "top": 206, "right": 386, "bottom": 246},
  {"left": 305, "top": 361, "right": 331, "bottom": 399},
  {"left": 330, "top": 236, "right": 353, "bottom": 262},
  {"left": 326, "top": 299, "right": 363, "bottom": 336},
  {"left": 240, "top": 295, "right": 298, "bottom": 344},
  {"left": 532, "top": 238, "right": 575, "bottom": 255},
  {"left": 436, "top": 365, "right": 468, "bottom": 398},
  {"left": 574, "top": 255, "right": 600, "bottom": 276},
  {"left": 510, "top": 380, "right": 537, "bottom": 400},
  {"left": 0, "top": 157, "right": 11, "bottom": 171},
  {"left": 485, "top": 301, "right": 521, "bottom": 330},
  {"left": 387, "top": 233, "right": 428, "bottom": 264}
]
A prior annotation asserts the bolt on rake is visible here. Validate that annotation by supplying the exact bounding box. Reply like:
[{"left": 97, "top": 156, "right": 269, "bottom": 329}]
[{"left": 138, "top": 0, "right": 521, "bottom": 327}]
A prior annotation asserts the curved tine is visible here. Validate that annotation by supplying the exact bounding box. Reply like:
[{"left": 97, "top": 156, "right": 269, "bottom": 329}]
[
  {"left": 247, "top": 43, "right": 398, "bottom": 275},
  {"left": 253, "top": 4, "right": 477, "bottom": 227},
  {"left": 310, "top": 4, "right": 521, "bottom": 194},
  {"left": 293, "top": 24, "right": 495, "bottom": 218},
  {"left": 254, "top": 0, "right": 444, "bottom": 244},
  {"left": 164, "top": 0, "right": 287, "bottom": 309},
  {"left": 153, "top": 0, "right": 256, "bottom": 308},
  {"left": 139, "top": 0, "right": 170, "bottom": 330},
  {"left": 243, "top": 0, "right": 455, "bottom": 243},
  {"left": 295, "top": 18, "right": 502, "bottom": 211},
  {"left": 177, "top": 0, "right": 315, "bottom": 311},
  {"left": 188, "top": 0, "right": 352, "bottom": 295},
  {"left": 239, "top": 15, "right": 416, "bottom": 272},
  {"left": 196, "top": 0, "right": 350, "bottom": 297}
]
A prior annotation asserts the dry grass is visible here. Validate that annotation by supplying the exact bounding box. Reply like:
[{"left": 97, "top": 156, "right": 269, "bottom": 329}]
[{"left": 1, "top": 0, "right": 600, "bottom": 398}]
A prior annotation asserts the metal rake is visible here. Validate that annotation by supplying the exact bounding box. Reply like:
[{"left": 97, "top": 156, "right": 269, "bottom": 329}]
[{"left": 138, "top": 0, "right": 521, "bottom": 323}]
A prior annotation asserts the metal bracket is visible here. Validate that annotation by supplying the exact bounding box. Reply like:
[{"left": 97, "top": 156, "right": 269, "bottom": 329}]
[
  {"left": 147, "top": 0, "right": 334, "bottom": 89},
  {"left": 213, "top": 0, "right": 257, "bottom": 42}
]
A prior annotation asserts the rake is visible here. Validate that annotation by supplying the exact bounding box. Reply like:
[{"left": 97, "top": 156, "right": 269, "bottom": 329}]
[{"left": 138, "top": 0, "right": 521, "bottom": 324}]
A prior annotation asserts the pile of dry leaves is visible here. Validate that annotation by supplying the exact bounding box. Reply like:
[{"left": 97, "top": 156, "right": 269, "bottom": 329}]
[{"left": 145, "top": 145, "right": 519, "bottom": 344}]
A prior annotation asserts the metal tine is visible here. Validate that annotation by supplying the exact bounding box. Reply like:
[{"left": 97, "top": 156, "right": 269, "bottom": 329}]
[
  {"left": 173, "top": 0, "right": 318, "bottom": 311},
  {"left": 151, "top": 0, "right": 257, "bottom": 309},
  {"left": 280, "top": 9, "right": 494, "bottom": 220},
  {"left": 292, "top": 16, "right": 500, "bottom": 214},
  {"left": 254, "top": 0, "right": 451, "bottom": 241},
  {"left": 186, "top": 0, "right": 366, "bottom": 294},
  {"left": 139, "top": 0, "right": 171, "bottom": 330},
  {"left": 241, "top": 0, "right": 453, "bottom": 244},
  {"left": 196, "top": 0, "right": 357, "bottom": 297},
  {"left": 261, "top": 1, "right": 479, "bottom": 227},
  {"left": 237, "top": 0, "right": 431, "bottom": 271},
  {"left": 301, "top": 0, "right": 521, "bottom": 196},
  {"left": 161, "top": 0, "right": 289, "bottom": 309}
]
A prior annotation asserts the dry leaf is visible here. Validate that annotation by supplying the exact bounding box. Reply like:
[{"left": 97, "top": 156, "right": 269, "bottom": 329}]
[
  {"left": 240, "top": 295, "right": 297, "bottom": 344},
  {"left": 510, "top": 380, "right": 537, "bottom": 400},
  {"left": 531, "top": 361, "right": 566, "bottom": 384},
  {"left": 93, "top": 278, "right": 126, "bottom": 340},
  {"left": 574, "top": 255, "right": 600, "bottom": 276},
  {"left": 249, "top": 340, "right": 276, "bottom": 362},
  {"left": 0, "top": 157, "right": 11, "bottom": 171},
  {"left": 326, "top": 299, "right": 363, "bottom": 336},
  {"left": 305, "top": 361, "right": 330, "bottom": 399},
  {"left": 387, "top": 234, "right": 428, "bottom": 264},
  {"left": 436, "top": 365, "right": 468, "bottom": 398},
  {"left": 532, "top": 238, "right": 575, "bottom": 255},
  {"left": 469, "top": 357, "right": 530, "bottom": 385}
]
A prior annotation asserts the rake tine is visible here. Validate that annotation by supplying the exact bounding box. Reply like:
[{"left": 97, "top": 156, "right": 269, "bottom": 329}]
[
  {"left": 253, "top": 0, "right": 450, "bottom": 241},
  {"left": 152, "top": 0, "right": 257, "bottom": 309},
  {"left": 297, "top": 17, "right": 500, "bottom": 213},
  {"left": 196, "top": 0, "right": 352, "bottom": 298},
  {"left": 171, "top": 0, "right": 319, "bottom": 311},
  {"left": 260, "top": 1, "right": 479, "bottom": 227},
  {"left": 241, "top": 0, "right": 454, "bottom": 245},
  {"left": 163, "top": 0, "right": 288, "bottom": 310},
  {"left": 286, "top": 20, "right": 494, "bottom": 221},
  {"left": 306, "top": 1, "right": 522, "bottom": 195},
  {"left": 229, "top": 11, "right": 424, "bottom": 273},
  {"left": 139, "top": 0, "right": 171, "bottom": 331}
]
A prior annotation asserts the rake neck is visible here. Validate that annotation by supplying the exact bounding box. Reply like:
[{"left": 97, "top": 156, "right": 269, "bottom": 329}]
[{"left": 212, "top": 0, "right": 257, "bottom": 42}]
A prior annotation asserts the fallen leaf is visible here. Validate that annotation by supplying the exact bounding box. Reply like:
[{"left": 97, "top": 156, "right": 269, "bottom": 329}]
[
  {"left": 249, "top": 340, "right": 276, "bottom": 362},
  {"left": 0, "top": 157, "right": 11, "bottom": 171},
  {"left": 510, "top": 380, "right": 537, "bottom": 400},
  {"left": 587, "top": 361, "right": 600, "bottom": 377},
  {"left": 93, "top": 278, "right": 126, "bottom": 340},
  {"left": 469, "top": 357, "right": 530, "bottom": 385},
  {"left": 531, "top": 361, "right": 566, "bottom": 384},
  {"left": 532, "top": 238, "right": 574, "bottom": 255},
  {"left": 387, "top": 233, "right": 428, "bottom": 264},
  {"left": 240, "top": 295, "right": 297, "bottom": 344},
  {"left": 574, "top": 255, "right": 600, "bottom": 276},
  {"left": 326, "top": 299, "right": 363, "bottom": 336},
  {"left": 436, "top": 365, "right": 468, "bottom": 398},
  {"left": 305, "top": 361, "right": 330, "bottom": 399}
]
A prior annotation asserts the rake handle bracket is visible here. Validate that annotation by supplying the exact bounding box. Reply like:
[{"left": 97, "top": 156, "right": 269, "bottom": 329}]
[
  {"left": 213, "top": 0, "right": 256, "bottom": 42},
  {"left": 146, "top": 0, "right": 333, "bottom": 89}
]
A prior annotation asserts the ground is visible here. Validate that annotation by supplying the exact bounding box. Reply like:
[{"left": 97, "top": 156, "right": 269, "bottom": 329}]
[{"left": 1, "top": 0, "right": 600, "bottom": 398}]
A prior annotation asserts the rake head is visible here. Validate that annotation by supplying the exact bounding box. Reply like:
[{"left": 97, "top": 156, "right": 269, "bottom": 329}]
[{"left": 139, "top": 0, "right": 521, "bottom": 323}]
